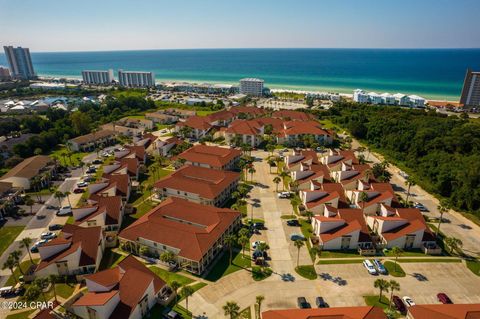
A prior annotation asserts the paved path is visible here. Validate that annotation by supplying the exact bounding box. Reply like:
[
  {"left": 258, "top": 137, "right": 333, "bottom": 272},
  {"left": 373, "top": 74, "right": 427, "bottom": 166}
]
[{"left": 348, "top": 137, "right": 480, "bottom": 257}]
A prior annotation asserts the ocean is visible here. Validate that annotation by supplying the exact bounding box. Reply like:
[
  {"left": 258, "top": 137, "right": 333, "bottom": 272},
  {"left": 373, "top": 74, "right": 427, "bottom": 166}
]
[{"left": 1, "top": 48, "right": 480, "bottom": 100}]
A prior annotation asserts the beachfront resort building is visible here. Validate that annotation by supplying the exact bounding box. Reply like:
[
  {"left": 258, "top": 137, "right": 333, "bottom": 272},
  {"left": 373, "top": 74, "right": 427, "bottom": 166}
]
[
  {"left": 119, "top": 197, "right": 242, "bottom": 275},
  {"left": 239, "top": 78, "right": 264, "bottom": 96},
  {"left": 71, "top": 255, "right": 173, "bottom": 319},
  {"left": 460, "top": 69, "right": 480, "bottom": 108},
  {"left": 3, "top": 46, "right": 36, "bottom": 79},
  {"left": 353, "top": 89, "right": 425, "bottom": 107},
  {"left": 0, "top": 66, "right": 11, "bottom": 81},
  {"left": 118, "top": 70, "right": 155, "bottom": 88},
  {"left": 82, "top": 69, "right": 115, "bottom": 85}
]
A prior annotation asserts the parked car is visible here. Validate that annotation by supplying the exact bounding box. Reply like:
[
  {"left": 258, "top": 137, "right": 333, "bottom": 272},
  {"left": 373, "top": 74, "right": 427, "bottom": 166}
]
[
  {"left": 36, "top": 214, "right": 46, "bottom": 220},
  {"left": 92, "top": 159, "right": 103, "bottom": 165},
  {"left": 437, "top": 293, "right": 453, "bottom": 304},
  {"left": 30, "top": 239, "right": 48, "bottom": 253},
  {"left": 41, "top": 232, "right": 57, "bottom": 240},
  {"left": 83, "top": 176, "right": 95, "bottom": 182},
  {"left": 252, "top": 241, "right": 266, "bottom": 249},
  {"left": 287, "top": 219, "right": 300, "bottom": 226},
  {"left": 48, "top": 224, "right": 63, "bottom": 231},
  {"left": 46, "top": 205, "right": 58, "bottom": 210},
  {"left": 392, "top": 295, "right": 407, "bottom": 314},
  {"left": 74, "top": 188, "right": 85, "bottom": 194},
  {"left": 373, "top": 259, "right": 387, "bottom": 275},
  {"left": 86, "top": 168, "right": 96, "bottom": 174},
  {"left": 315, "top": 296, "right": 328, "bottom": 308},
  {"left": 414, "top": 202, "right": 428, "bottom": 212},
  {"left": 363, "top": 260, "right": 378, "bottom": 275},
  {"left": 277, "top": 192, "right": 291, "bottom": 199},
  {"left": 402, "top": 296, "right": 416, "bottom": 307},
  {"left": 252, "top": 222, "right": 265, "bottom": 229},
  {"left": 56, "top": 206, "right": 72, "bottom": 216},
  {"left": 77, "top": 181, "right": 88, "bottom": 188},
  {"left": 297, "top": 297, "right": 311, "bottom": 309},
  {"left": 0, "top": 286, "right": 15, "bottom": 298},
  {"left": 290, "top": 233, "right": 306, "bottom": 241},
  {"left": 165, "top": 310, "right": 183, "bottom": 319}
]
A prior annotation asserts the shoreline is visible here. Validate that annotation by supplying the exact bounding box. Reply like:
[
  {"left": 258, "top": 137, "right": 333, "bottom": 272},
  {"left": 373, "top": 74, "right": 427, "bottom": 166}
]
[{"left": 36, "top": 74, "right": 460, "bottom": 103}]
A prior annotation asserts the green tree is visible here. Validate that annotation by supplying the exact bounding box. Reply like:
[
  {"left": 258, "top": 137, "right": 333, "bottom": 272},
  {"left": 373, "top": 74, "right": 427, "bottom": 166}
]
[
  {"left": 181, "top": 285, "right": 195, "bottom": 312},
  {"left": 49, "top": 274, "right": 59, "bottom": 303},
  {"left": 3, "top": 256, "right": 18, "bottom": 284},
  {"left": 248, "top": 166, "right": 256, "bottom": 182},
  {"left": 374, "top": 279, "right": 390, "bottom": 301},
  {"left": 388, "top": 280, "right": 400, "bottom": 309},
  {"left": 405, "top": 176, "right": 416, "bottom": 204},
  {"left": 223, "top": 301, "right": 240, "bottom": 319},
  {"left": 294, "top": 239, "right": 305, "bottom": 267},
  {"left": 54, "top": 190, "right": 65, "bottom": 207},
  {"left": 256, "top": 295, "right": 265, "bottom": 319},
  {"left": 273, "top": 176, "right": 281, "bottom": 192},
  {"left": 170, "top": 281, "right": 181, "bottom": 305},
  {"left": 64, "top": 191, "right": 72, "bottom": 207},
  {"left": 391, "top": 246, "right": 403, "bottom": 272},
  {"left": 20, "top": 237, "right": 35, "bottom": 265},
  {"left": 436, "top": 201, "right": 449, "bottom": 238},
  {"left": 224, "top": 234, "right": 237, "bottom": 265},
  {"left": 160, "top": 250, "right": 175, "bottom": 264},
  {"left": 445, "top": 237, "right": 463, "bottom": 254},
  {"left": 238, "top": 236, "right": 249, "bottom": 258},
  {"left": 25, "top": 195, "right": 35, "bottom": 214}
]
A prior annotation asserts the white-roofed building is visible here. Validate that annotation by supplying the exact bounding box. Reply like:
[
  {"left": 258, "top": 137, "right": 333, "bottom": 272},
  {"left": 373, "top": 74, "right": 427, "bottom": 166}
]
[
  {"left": 368, "top": 92, "right": 382, "bottom": 105},
  {"left": 393, "top": 93, "right": 409, "bottom": 106},
  {"left": 380, "top": 93, "right": 396, "bottom": 105},
  {"left": 408, "top": 95, "right": 426, "bottom": 108},
  {"left": 353, "top": 89, "right": 369, "bottom": 103}
]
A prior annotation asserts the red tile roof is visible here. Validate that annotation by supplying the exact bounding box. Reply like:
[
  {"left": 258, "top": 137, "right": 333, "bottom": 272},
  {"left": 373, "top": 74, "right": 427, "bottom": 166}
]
[
  {"left": 272, "top": 110, "right": 315, "bottom": 121},
  {"left": 118, "top": 157, "right": 139, "bottom": 176},
  {"left": 281, "top": 121, "right": 331, "bottom": 137},
  {"left": 375, "top": 207, "right": 432, "bottom": 241},
  {"left": 119, "top": 197, "right": 240, "bottom": 261},
  {"left": 225, "top": 119, "right": 262, "bottom": 135},
  {"left": 73, "top": 291, "right": 118, "bottom": 306},
  {"left": 262, "top": 306, "right": 387, "bottom": 319},
  {"left": 177, "top": 116, "right": 212, "bottom": 130},
  {"left": 75, "top": 196, "right": 123, "bottom": 226},
  {"left": 229, "top": 106, "right": 266, "bottom": 116},
  {"left": 408, "top": 304, "right": 480, "bottom": 319},
  {"left": 206, "top": 110, "right": 234, "bottom": 122},
  {"left": 96, "top": 174, "right": 130, "bottom": 197},
  {"left": 315, "top": 208, "right": 371, "bottom": 243},
  {"left": 154, "top": 165, "right": 239, "bottom": 200},
  {"left": 178, "top": 145, "right": 241, "bottom": 169}
]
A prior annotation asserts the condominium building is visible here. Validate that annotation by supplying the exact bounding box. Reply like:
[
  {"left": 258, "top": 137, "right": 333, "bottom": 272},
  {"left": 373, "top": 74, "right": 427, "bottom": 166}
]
[
  {"left": 82, "top": 69, "right": 114, "bottom": 85},
  {"left": 239, "top": 78, "right": 264, "bottom": 96},
  {"left": 118, "top": 70, "right": 155, "bottom": 87},
  {"left": 460, "top": 69, "right": 480, "bottom": 108},
  {"left": 3, "top": 46, "right": 36, "bottom": 79},
  {"left": 0, "top": 66, "right": 11, "bottom": 81}
]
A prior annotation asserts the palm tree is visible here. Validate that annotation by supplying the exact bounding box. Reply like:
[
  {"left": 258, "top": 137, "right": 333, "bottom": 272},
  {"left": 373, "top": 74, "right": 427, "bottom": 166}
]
[
  {"left": 20, "top": 237, "right": 35, "bottom": 265},
  {"left": 25, "top": 196, "right": 35, "bottom": 214},
  {"left": 238, "top": 236, "right": 249, "bottom": 258},
  {"left": 445, "top": 237, "right": 463, "bottom": 255},
  {"left": 279, "top": 171, "right": 289, "bottom": 191},
  {"left": 294, "top": 239, "right": 305, "bottom": 267},
  {"left": 267, "top": 158, "right": 275, "bottom": 173},
  {"left": 160, "top": 250, "right": 175, "bottom": 264},
  {"left": 405, "top": 177, "right": 416, "bottom": 204},
  {"left": 436, "top": 201, "right": 449, "bottom": 238},
  {"left": 391, "top": 246, "right": 403, "bottom": 272},
  {"left": 364, "top": 169, "right": 374, "bottom": 182},
  {"left": 10, "top": 250, "right": 24, "bottom": 276},
  {"left": 3, "top": 256, "right": 18, "bottom": 283},
  {"left": 374, "top": 279, "right": 390, "bottom": 301},
  {"left": 181, "top": 285, "right": 195, "bottom": 312},
  {"left": 256, "top": 295, "right": 265, "bottom": 319},
  {"left": 54, "top": 191, "right": 65, "bottom": 207},
  {"left": 290, "top": 180, "right": 300, "bottom": 193},
  {"left": 248, "top": 166, "right": 256, "bottom": 182},
  {"left": 388, "top": 280, "right": 400, "bottom": 309},
  {"left": 224, "top": 234, "right": 237, "bottom": 265},
  {"left": 64, "top": 191, "right": 72, "bottom": 207},
  {"left": 49, "top": 275, "right": 59, "bottom": 303},
  {"left": 34, "top": 277, "right": 49, "bottom": 302},
  {"left": 170, "top": 281, "right": 181, "bottom": 305},
  {"left": 273, "top": 176, "right": 281, "bottom": 192},
  {"left": 305, "top": 211, "right": 314, "bottom": 223},
  {"left": 310, "top": 246, "right": 322, "bottom": 265},
  {"left": 223, "top": 301, "right": 240, "bottom": 319},
  {"left": 275, "top": 157, "right": 282, "bottom": 174}
]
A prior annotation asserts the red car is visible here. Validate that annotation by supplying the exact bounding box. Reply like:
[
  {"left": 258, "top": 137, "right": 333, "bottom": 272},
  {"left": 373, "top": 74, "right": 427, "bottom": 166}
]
[
  {"left": 437, "top": 293, "right": 453, "bottom": 304},
  {"left": 392, "top": 296, "right": 406, "bottom": 315},
  {"left": 73, "top": 188, "right": 85, "bottom": 194}
]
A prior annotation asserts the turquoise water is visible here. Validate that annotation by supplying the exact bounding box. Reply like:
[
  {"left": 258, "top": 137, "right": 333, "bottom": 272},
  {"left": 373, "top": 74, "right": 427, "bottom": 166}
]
[{"left": 1, "top": 48, "right": 479, "bottom": 100}]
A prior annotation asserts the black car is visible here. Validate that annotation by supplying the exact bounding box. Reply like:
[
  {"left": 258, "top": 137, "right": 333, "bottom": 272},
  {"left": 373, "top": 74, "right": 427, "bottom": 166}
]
[
  {"left": 92, "top": 159, "right": 103, "bottom": 165},
  {"left": 315, "top": 296, "right": 328, "bottom": 308},
  {"left": 48, "top": 224, "right": 63, "bottom": 231},
  {"left": 392, "top": 295, "right": 407, "bottom": 315},
  {"left": 297, "top": 297, "right": 311, "bottom": 309},
  {"left": 287, "top": 219, "right": 300, "bottom": 226},
  {"left": 253, "top": 222, "right": 265, "bottom": 229}
]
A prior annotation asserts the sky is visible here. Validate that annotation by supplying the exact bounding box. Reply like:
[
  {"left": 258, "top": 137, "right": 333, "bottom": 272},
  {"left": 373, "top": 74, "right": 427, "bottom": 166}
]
[{"left": 1, "top": 0, "right": 479, "bottom": 52}]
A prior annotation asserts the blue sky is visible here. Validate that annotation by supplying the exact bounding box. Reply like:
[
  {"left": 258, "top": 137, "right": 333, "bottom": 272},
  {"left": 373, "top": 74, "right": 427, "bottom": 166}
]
[{"left": 1, "top": 0, "right": 479, "bottom": 52}]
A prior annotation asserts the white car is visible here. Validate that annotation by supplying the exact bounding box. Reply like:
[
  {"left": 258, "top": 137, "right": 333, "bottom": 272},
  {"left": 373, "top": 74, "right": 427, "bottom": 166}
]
[
  {"left": 57, "top": 206, "right": 72, "bottom": 216},
  {"left": 77, "top": 181, "right": 88, "bottom": 188},
  {"left": 363, "top": 260, "right": 378, "bottom": 275},
  {"left": 252, "top": 241, "right": 266, "bottom": 249},
  {"left": 402, "top": 296, "right": 416, "bottom": 307},
  {"left": 277, "top": 192, "right": 291, "bottom": 199},
  {"left": 40, "top": 232, "right": 57, "bottom": 240}
]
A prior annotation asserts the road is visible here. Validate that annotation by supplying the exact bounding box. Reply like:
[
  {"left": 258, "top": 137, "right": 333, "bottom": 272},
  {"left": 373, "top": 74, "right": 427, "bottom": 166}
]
[
  {"left": 348, "top": 137, "right": 480, "bottom": 257},
  {"left": 0, "top": 168, "right": 83, "bottom": 285}
]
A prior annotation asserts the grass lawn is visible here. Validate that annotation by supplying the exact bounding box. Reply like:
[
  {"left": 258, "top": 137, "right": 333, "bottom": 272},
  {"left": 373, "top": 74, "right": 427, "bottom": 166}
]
[
  {"left": 317, "top": 259, "right": 363, "bottom": 265},
  {"left": 50, "top": 147, "right": 88, "bottom": 167},
  {"left": 197, "top": 110, "right": 217, "bottom": 117},
  {"left": 149, "top": 266, "right": 194, "bottom": 286},
  {"left": 295, "top": 265, "right": 317, "bottom": 280},
  {"left": 6, "top": 259, "right": 38, "bottom": 286},
  {"left": 319, "top": 250, "right": 360, "bottom": 258},
  {"left": 204, "top": 250, "right": 251, "bottom": 282},
  {"left": 383, "top": 249, "right": 429, "bottom": 257},
  {"left": 112, "top": 90, "right": 147, "bottom": 99},
  {"left": 299, "top": 219, "right": 315, "bottom": 261},
  {"left": 99, "top": 248, "right": 126, "bottom": 270},
  {"left": 384, "top": 261, "right": 406, "bottom": 277},
  {"left": 398, "top": 258, "right": 462, "bottom": 263},
  {"left": 363, "top": 295, "right": 400, "bottom": 317},
  {"left": 280, "top": 215, "right": 297, "bottom": 219},
  {"left": 56, "top": 283, "right": 76, "bottom": 299},
  {"left": 252, "top": 266, "right": 273, "bottom": 281},
  {"left": 466, "top": 259, "right": 480, "bottom": 276},
  {"left": 6, "top": 309, "right": 35, "bottom": 319},
  {"left": 239, "top": 306, "right": 252, "bottom": 319},
  {"left": 0, "top": 226, "right": 24, "bottom": 256}
]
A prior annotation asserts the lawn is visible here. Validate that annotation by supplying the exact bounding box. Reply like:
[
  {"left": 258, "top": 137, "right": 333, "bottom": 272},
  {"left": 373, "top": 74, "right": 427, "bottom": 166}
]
[
  {"left": 280, "top": 215, "right": 297, "bottom": 219},
  {"left": 318, "top": 250, "right": 360, "bottom": 258},
  {"left": 383, "top": 248, "right": 430, "bottom": 257},
  {"left": 56, "top": 283, "right": 76, "bottom": 299},
  {"left": 50, "top": 147, "right": 88, "bottom": 167},
  {"left": 204, "top": 250, "right": 251, "bottom": 282},
  {"left": 317, "top": 259, "right": 363, "bottom": 265},
  {"left": 466, "top": 259, "right": 480, "bottom": 276},
  {"left": 384, "top": 261, "right": 406, "bottom": 277},
  {"left": 252, "top": 266, "right": 273, "bottom": 281},
  {"left": 363, "top": 295, "right": 400, "bottom": 317},
  {"left": 0, "top": 226, "right": 24, "bottom": 256},
  {"left": 299, "top": 219, "right": 315, "bottom": 261},
  {"left": 6, "top": 259, "right": 38, "bottom": 286},
  {"left": 6, "top": 310, "right": 35, "bottom": 319},
  {"left": 295, "top": 265, "right": 317, "bottom": 280},
  {"left": 197, "top": 110, "right": 217, "bottom": 117},
  {"left": 149, "top": 266, "right": 195, "bottom": 286},
  {"left": 239, "top": 306, "right": 252, "bottom": 319},
  {"left": 99, "top": 248, "right": 126, "bottom": 270}
]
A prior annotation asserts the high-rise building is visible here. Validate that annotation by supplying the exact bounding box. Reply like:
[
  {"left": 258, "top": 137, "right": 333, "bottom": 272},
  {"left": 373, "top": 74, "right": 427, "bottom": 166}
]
[
  {"left": 460, "top": 69, "right": 480, "bottom": 108},
  {"left": 239, "top": 78, "right": 264, "bottom": 96},
  {"left": 118, "top": 70, "right": 155, "bottom": 87},
  {"left": 0, "top": 66, "right": 11, "bottom": 81},
  {"left": 82, "top": 69, "right": 114, "bottom": 85},
  {"left": 3, "top": 46, "right": 36, "bottom": 79}
]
